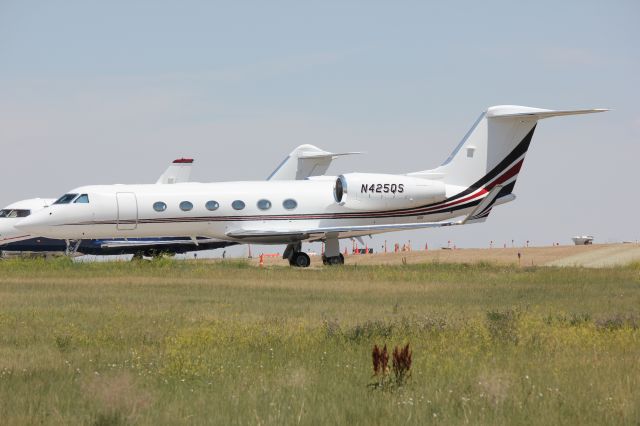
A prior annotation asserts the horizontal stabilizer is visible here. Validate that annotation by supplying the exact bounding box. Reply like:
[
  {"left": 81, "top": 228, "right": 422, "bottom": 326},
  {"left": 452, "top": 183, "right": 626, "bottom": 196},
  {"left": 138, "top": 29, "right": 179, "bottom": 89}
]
[
  {"left": 486, "top": 105, "right": 608, "bottom": 119},
  {"left": 297, "top": 150, "right": 362, "bottom": 159}
]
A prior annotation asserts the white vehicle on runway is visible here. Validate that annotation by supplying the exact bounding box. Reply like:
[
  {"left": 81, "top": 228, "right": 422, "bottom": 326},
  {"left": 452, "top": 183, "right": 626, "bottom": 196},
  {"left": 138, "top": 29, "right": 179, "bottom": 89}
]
[{"left": 17, "top": 105, "right": 606, "bottom": 267}]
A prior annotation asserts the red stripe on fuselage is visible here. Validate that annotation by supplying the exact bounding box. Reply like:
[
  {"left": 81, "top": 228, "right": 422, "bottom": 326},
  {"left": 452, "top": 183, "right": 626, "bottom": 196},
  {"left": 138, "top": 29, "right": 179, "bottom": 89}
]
[{"left": 0, "top": 234, "right": 31, "bottom": 242}]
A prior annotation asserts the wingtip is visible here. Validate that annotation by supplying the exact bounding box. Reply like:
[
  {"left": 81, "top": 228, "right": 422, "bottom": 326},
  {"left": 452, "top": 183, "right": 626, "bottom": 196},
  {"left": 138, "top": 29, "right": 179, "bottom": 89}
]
[{"left": 332, "top": 151, "right": 365, "bottom": 157}]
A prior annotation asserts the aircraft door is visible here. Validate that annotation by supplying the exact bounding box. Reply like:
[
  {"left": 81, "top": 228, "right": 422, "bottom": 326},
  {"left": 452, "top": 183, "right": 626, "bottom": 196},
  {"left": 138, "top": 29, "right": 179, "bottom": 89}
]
[{"left": 116, "top": 192, "right": 138, "bottom": 230}]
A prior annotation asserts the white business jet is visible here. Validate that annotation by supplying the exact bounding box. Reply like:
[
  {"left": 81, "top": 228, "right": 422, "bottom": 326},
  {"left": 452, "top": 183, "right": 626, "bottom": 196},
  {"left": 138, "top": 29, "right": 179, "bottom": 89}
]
[{"left": 17, "top": 105, "right": 606, "bottom": 267}]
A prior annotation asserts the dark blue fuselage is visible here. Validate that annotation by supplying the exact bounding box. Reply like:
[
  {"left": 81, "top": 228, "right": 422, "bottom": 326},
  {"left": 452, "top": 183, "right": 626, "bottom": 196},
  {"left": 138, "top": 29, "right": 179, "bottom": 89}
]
[{"left": 0, "top": 237, "right": 236, "bottom": 256}]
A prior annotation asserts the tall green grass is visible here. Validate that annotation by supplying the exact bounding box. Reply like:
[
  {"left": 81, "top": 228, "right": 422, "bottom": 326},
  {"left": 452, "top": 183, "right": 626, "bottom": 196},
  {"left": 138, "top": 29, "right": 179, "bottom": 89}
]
[{"left": 0, "top": 259, "right": 638, "bottom": 424}]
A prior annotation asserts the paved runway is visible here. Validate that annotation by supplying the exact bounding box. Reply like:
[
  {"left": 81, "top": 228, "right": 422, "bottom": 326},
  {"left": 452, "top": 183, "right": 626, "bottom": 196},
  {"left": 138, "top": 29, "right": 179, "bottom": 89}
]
[{"left": 544, "top": 244, "right": 640, "bottom": 268}]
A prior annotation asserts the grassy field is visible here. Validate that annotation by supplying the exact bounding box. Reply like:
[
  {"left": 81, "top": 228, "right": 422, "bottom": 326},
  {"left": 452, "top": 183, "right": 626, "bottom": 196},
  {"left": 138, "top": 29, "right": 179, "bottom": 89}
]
[{"left": 0, "top": 258, "right": 639, "bottom": 425}]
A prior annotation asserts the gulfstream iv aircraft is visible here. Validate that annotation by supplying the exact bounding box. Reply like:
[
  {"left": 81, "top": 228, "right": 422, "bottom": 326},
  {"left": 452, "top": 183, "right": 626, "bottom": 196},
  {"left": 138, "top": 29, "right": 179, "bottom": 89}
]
[{"left": 17, "top": 105, "right": 606, "bottom": 267}]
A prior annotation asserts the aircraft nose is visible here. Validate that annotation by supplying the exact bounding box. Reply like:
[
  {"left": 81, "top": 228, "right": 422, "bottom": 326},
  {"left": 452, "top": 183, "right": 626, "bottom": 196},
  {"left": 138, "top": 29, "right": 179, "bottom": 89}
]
[
  {"left": 14, "top": 210, "right": 53, "bottom": 235},
  {"left": 0, "top": 220, "right": 32, "bottom": 245}
]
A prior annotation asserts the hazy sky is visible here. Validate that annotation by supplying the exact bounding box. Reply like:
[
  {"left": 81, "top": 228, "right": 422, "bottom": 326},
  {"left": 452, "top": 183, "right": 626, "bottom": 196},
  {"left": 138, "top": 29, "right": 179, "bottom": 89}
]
[{"left": 1, "top": 1, "right": 638, "bottom": 257}]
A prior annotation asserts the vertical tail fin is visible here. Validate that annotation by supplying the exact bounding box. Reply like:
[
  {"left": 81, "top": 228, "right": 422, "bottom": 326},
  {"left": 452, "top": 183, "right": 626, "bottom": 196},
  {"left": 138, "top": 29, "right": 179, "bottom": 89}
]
[
  {"left": 411, "top": 105, "right": 607, "bottom": 196},
  {"left": 156, "top": 158, "right": 194, "bottom": 184}
]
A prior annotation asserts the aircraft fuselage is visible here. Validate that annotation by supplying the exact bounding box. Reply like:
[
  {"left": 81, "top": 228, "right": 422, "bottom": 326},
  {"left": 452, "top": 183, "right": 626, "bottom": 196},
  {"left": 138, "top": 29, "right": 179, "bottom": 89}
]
[{"left": 17, "top": 179, "right": 471, "bottom": 243}]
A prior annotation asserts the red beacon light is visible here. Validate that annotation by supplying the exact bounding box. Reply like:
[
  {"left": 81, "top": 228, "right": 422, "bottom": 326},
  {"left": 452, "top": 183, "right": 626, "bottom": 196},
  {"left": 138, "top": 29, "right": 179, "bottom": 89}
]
[{"left": 173, "top": 158, "right": 194, "bottom": 164}]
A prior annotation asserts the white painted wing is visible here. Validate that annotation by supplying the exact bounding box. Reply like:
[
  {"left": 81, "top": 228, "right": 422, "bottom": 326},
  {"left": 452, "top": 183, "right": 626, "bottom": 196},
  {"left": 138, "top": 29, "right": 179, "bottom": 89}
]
[{"left": 226, "top": 220, "right": 459, "bottom": 241}]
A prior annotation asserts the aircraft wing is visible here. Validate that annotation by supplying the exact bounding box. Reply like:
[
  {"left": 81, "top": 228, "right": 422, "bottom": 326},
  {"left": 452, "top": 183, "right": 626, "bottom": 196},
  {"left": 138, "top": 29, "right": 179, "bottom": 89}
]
[
  {"left": 226, "top": 186, "right": 506, "bottom": 243},
  {"left": 267, "top": 144, "right": 361, "bottom": 181},
  {"left": 226, "top": 221, "right": 459, "bottom": 242},
  {"left": 156, "top": 158, "right": 194, "bottom": 184},
  {"left": 226, "top": 186, "right": 504, "bottom": 242}
]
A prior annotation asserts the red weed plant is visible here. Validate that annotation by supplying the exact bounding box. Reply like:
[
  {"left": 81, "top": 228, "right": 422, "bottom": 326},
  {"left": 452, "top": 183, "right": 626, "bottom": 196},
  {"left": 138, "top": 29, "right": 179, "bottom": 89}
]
[
  {"left": 372, "top": 344, "right": 389, "bottom": 376},
  {"left": 370, "top": 343, "right": 412, "bottom": 389},
  {"left": 392, "top": 343, "right": 412, "bottom": 384}
]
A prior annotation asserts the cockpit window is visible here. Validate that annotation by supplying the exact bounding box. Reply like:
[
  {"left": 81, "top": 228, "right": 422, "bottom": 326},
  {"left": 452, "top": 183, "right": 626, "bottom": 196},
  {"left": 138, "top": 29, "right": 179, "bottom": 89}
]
[
  {"left": 0, "top": 209, "right": 31, "bottom": 218},
  {"left": 54, "top": 193, "right": 78, "bottom": 204},
  {"left": 74, "top": 194, "right": 90, "bottom": 203}
]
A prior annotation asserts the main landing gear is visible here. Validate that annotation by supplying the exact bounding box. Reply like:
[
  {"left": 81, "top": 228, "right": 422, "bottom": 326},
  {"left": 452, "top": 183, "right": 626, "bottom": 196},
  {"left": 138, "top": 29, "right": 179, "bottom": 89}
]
[
  {"left": 322, "top": 253, "right": 344, "bottom": 265},
  {"left": 283, "top": 238, "right": 344, "bottom": 268},
  {"left": 283, "top": 242, "right": 311, "bottom": 267},
  {"left": 132, "top": 249, "right": 176, "bottom": 261},
  {"left": 290, "top": 251, "right": 311, "bottom": 267},
  {"left": 321, "top": 237, "right": 344, "bottom": 265}
]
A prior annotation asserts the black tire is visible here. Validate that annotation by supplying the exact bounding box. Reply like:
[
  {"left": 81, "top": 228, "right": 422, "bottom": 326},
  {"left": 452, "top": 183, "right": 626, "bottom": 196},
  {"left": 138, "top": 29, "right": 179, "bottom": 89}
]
[
  {"left": 325, "top": 254, "right": 345, "bottom": 266},
  {"left": 131, "top": 251, "right": 144, "bottom": 261},
  {"left": 292, "top": 252, "right": 311, "bottom": 268},
  {"left": 144, "top": 249, "right": 176, "bottom": 258}
]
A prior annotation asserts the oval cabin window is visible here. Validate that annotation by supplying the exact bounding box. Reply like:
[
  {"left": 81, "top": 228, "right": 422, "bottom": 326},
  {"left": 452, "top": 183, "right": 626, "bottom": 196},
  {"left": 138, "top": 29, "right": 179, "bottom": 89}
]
[
  {"left": 153, "top": 202, "right": 167, "bottom": 212},
  {"left": 179, "top": 201, "right": 193, "bottom": 211},
  {"left": 283, "top": 199, "right": 297, "bottom": 210},
  {"left": 232, "top": 200, "right": 246, "bottom": 210},
  {"left": 257, "top": 199, "right": 272, "bottom": 210},
  {"left": 205, "top": 200, "right": 219, "bottom": 211}
]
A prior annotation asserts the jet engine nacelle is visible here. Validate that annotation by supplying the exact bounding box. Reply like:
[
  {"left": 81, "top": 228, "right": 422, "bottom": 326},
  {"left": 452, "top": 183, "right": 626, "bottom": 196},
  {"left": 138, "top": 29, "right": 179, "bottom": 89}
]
[{"left": 334, "top": 173, "right": 446, "bottom": 210}]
